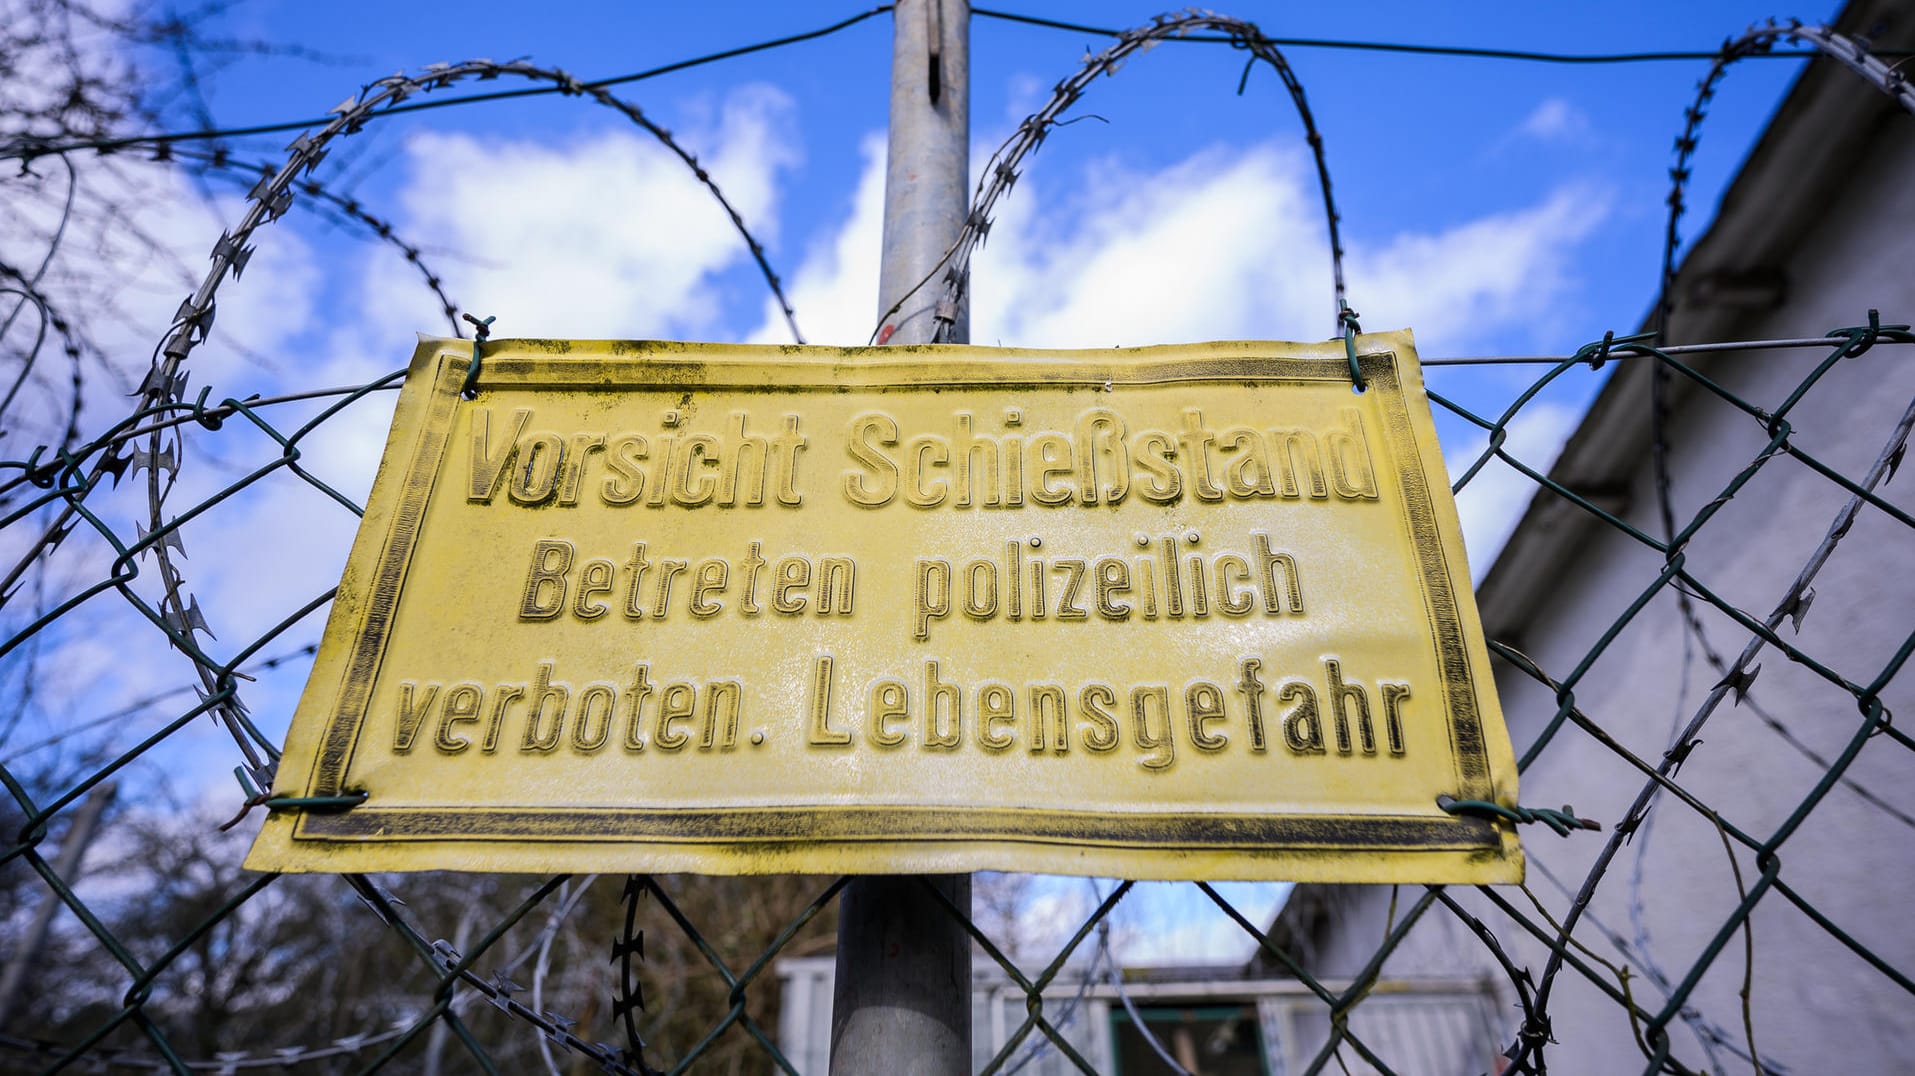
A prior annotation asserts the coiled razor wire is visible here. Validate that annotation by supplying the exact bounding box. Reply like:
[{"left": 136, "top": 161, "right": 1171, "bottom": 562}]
[
  {"left": 2, "top": 8, "right": 1914, "bottom": 1075},
  {"left": 873, "top": 10, "right": 1350, "bottom": 344}
]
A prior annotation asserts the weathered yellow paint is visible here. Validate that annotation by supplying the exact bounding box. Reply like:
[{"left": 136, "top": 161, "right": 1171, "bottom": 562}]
[{"left": 245, "top": 332, "right": 1522, "bottom": 882}]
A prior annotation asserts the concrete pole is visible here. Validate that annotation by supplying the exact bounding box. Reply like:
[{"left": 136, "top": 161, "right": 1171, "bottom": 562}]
[
  {"left": 871, "top": 0, "right": 970, "bottom": 348},
  {"left": 830, "top": 1, "right": 972, "bottom": 1073}
]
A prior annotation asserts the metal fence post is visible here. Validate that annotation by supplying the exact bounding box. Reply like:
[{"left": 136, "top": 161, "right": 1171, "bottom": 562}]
[
  {"left": 0, "top": 782, "right": 113, "bottom": 1021},
  {"left": 829, "top": 1, "right": 973, "bottom": 1072}
]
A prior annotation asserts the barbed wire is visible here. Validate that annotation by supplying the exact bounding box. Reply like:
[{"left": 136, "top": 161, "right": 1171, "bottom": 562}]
[
  {"left": 1479, "top": 325, "right": 1915, "bottom": 1072},
  {"left": 5, "top": 299, "right": 1910, "bottom": 1073},
  {"left": 4, "top": 6, "right": 1914, "bottom": 1075},
  {"left": 174, "top": 148, "right": 468, "bottom": 337},
  {"left": 1621, "top": 31, "right": 1915, "bottom": 1069},
  {"left": 1658, "top": 19, "right": 1915, "bottom": 340},
  {"left": 874, "top": 10, "right": 1349, "bottom": 346},
  {"left": 11, "top": 4, "right": 1897, "bottom": 168},
  {"left": 0, "top": 6, "right": 900, "bottom": 165},
  {"left": 0, "top": 265, "right": 86, "bottom": 454},
  {"left": 0, "top": 52, "right": 815, "bottom": 816}
]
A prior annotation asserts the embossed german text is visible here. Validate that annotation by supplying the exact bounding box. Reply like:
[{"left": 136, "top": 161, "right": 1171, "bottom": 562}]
[{"left": 248, "top": 335, "right": 1523, "bottom": 884}]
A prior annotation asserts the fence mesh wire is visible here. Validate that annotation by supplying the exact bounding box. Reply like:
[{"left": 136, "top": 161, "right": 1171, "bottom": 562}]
[{"left": 3, "top": 6, "right": 1913, "bottom": 1075}]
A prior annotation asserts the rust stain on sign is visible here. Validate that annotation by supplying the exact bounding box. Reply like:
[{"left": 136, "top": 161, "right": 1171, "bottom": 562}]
[{"left": 246, "top": 333, "right": 1522, "bottom": 882}]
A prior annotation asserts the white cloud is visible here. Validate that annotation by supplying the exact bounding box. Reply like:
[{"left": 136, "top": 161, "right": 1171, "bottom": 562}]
[
  {"left": 1, "top": 158, "right": 321, "bottom": 442},
  {"left": 1446, "top": 400, "right": 1581, "bottom": 576},
  {"left": 92, "top": 83, "right": 826, "bottom": 781},
  {"left": 0, "top": 81, "right": 810, "bottom": 798},
  {"left": 1350, "top": 185, "right": 1610, "bottom": 354},
  {"left": 748, "top": 134, "right": 886, "bottom": 346},
  {"left": 1003, "top": 74, "right": 1048, "bottom": 126},
  {"left": 360, "top": 84, "right": 801, "bottom": 343},
  {"left": 754, "top": 142, "right": 1336, "bottom": 349},
  {"left": 974, "top": 145, "right": 1328, "bottom": 347},
  {"left": 1514, "top": 97, "right": 1594, "bottom": 144},
  {"left": 3, "top": 90, "right": 1614, "bottom": 812},
  {"left": 0, "top": 155, "right": 332, "bottom": 791},
  {"left": 764, "top": 136, "right": 1610, "bottom": 357},
  {"left": 748, "top": 131, "right": 1600, "bottom": 584}
]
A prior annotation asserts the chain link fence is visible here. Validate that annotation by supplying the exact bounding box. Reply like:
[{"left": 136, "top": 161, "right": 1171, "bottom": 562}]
[{"left": 3, "top": 5, "right": 1913, "bottom": 1074}]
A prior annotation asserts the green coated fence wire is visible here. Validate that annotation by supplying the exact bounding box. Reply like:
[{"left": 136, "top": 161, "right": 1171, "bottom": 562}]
[
  {"left": 4, "top": 8, "right": 1915, "bottom": 1076},
  {"left": 5, "top": 314, "right": 1907, "bottom": 1075}
]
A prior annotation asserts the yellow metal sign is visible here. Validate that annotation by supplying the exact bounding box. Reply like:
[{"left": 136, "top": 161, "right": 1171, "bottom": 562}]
[{"left": 246, "top": 333, "right": 1521, "bottom": 882}]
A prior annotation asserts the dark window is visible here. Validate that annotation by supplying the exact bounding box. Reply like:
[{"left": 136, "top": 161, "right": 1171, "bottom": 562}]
[{"left": 1110, "top": 1003, "right": 1268, "bottom": 1075}]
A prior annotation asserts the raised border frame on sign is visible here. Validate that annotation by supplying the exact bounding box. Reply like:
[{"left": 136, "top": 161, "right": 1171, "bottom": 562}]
[{"left": 262, "top": 335, "right": 1515, "bottom": 880}]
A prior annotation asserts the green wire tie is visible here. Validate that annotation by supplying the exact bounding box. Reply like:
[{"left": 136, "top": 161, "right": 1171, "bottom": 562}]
[
  {"left": 1827, "top": 308, "right": 1915, "bottom": 358},
  {"left": 460, "top": 313, "right": 496, "bottom": 398},
  {"left": 1338, "top": 300, "right": 1366, "bottom": 392},
  {"left": 221, "top": 767, "right": 368, "bottom": 830},
  {"left": 1572, "top": 329, "right": 1656, "bottom": 370},
  {"left": 1437, "top": 794, "right": 1601, "bottom": 838}
]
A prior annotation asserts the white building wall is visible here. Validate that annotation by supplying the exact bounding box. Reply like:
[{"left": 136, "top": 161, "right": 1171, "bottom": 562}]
[
  {"left": 775, "top": 956, "right": 1500, "bottom": 1075},
  {"left": 1296, "top": 104, "right": 1915, "bottom": 1074}
]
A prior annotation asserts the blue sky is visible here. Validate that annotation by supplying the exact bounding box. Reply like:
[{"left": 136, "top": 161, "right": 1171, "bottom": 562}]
[
  {"left": 4, "top": 0, "right": 1849, "bottom": 963},
  {"left": 154, "top": 0, "right": 1828, "bottom": 570},
  {"left": 161, "top": 1, "right": 1825, "bottom": 348}
]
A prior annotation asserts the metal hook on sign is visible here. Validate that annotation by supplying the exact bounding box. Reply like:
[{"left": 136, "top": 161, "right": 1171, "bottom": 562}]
[
  {"left": 460, "top": 313, "right": 495, "bottom": 399},
  {"left": 1339, "top": 300, "right": 1366, "bottom": 392}
]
